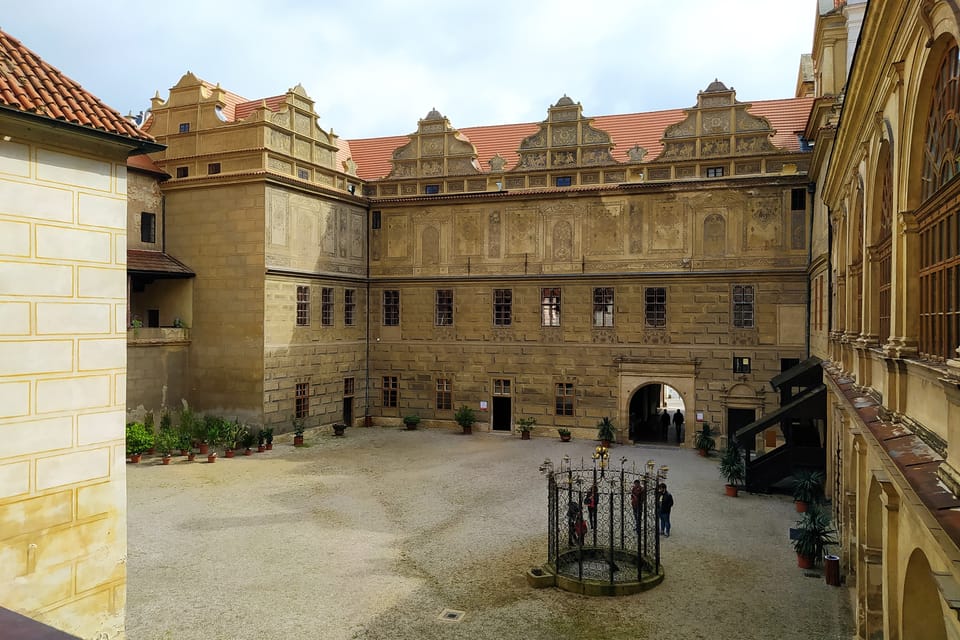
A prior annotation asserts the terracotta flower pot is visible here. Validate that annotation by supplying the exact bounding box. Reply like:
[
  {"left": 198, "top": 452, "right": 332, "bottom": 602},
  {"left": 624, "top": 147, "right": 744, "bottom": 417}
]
[
  {"left": 187, "top": 452, "right": 196, "bottom": 462},
  {"left": 257, "top": 445, "right": 266, "bottom": 453},
  {"left": 725, "top": 484, "right": 739, "bottom": 497},
  {"left": 462, "top": 425, "right": 472, "bottom": 435},
  {"left": 266, "top": 443, "right": 273, "bottom": 450},
  {"left": 129, "top": 453, "right": 142, "bottom": 463},
  {"left": 225, "top": 449, "right": 235, "bottom": 459},
  {"left": 198, "top": 443, "right": 209, "bottom": 455},
  {"left": 161, "top": 455, "right": 172, "bottom": 465},
  {"left": 797, "top": 553, "right": 813, "bottom": 569},
  {"left": 796, "top": 500, "right": 808, "bottom": 513},
  {"left": 179, "top": 449, "right": 190, "bottom": 456},
  {"left": 294, "top": 435, "right": 304, "bottom": 447},
  {"left": 244, "top": 448, "right": 253, "bottom": 456},
  {"left": 560, "top": 434, "right": 571, "bottom": 442},
  {"left": 207, "top": 453, "right": 217, "bottom": 463},
  {"left": 521, "top": 431, "right": 530, "bottom": 440},
  {"left": 698, "top": 448, "right": 708, "bottom": 457}
]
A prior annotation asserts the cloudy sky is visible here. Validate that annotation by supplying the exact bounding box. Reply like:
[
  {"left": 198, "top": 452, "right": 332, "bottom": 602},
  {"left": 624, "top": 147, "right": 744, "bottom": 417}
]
[{"left": 4, "top": 1, "right": 816, "bottom": 140}]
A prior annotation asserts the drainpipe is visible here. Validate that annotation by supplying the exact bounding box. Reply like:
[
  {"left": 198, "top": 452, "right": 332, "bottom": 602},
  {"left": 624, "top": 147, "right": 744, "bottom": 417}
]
[
  {"left": 806, "top": 184, "right": 814, "bottom": 359},
  {"left": 364, "top": 206, "right": 371, "bottom": 428}
]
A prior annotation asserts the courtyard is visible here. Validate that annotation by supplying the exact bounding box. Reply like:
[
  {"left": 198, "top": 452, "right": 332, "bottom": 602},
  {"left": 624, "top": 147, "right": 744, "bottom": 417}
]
[{"left": 126, "top": 427, "right": 853, "bottom": 640}]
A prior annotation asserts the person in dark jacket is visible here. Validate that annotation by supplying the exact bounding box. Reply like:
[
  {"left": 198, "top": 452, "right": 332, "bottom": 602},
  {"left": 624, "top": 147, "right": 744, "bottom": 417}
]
[
  {"left": 659, "top": 410, "right": 670, "bottom": 441},
  {"left": 657, "top": 483, "right": 674, "bottom": 537},
  {"left": 584, "top": 484, "right": 599, "bottom": 530},
  {"left": 672, "top": 410, "right": 685, "bottom": 443}
]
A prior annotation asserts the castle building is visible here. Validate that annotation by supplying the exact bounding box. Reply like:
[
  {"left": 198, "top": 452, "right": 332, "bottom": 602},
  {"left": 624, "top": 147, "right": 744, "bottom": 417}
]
[{"left": 0, "top": 29, "right": 160, "bottom": 638}]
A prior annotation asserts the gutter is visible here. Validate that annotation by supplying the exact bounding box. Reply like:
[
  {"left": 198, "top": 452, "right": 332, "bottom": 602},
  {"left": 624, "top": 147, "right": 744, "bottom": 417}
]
[{"left": 0, "top": 104, "right": 165, "bottom": 154}]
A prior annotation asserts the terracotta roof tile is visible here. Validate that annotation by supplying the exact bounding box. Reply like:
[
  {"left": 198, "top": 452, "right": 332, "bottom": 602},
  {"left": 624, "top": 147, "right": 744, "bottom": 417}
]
[
  {"left": 0, "top": 29, "right": 155, "bottom": 144},
  {"left": 198, "top": 80, "right": 248, "bottom": 122},
  {"left": 127, "top": 250, "right": 194, "bottom": 276},
  {"left": 126, "top": 154, "right": 168, "bottom": 177},
  {"left": 346, "top": 97, "right": 815, "bottom": 182},
  {"left": 234, "top": 94, "right": 287, "bottom": 122}
]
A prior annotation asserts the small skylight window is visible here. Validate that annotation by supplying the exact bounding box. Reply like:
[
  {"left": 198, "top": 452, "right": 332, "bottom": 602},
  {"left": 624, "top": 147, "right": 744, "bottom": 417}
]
[{"left": 555, "top": 176, "right": 572, "bottom": 187}]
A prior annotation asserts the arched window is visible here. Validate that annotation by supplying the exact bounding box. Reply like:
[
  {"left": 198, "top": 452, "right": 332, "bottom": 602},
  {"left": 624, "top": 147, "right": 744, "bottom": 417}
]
[
  {"left": 877, "top": 142, "right": 893, "bottom": 344},
  {"left": 918, "top": 44, "right": 960, "bottom": 361},
  {"left": 849, "top": 181, "right": 864, "bottom": 335}
]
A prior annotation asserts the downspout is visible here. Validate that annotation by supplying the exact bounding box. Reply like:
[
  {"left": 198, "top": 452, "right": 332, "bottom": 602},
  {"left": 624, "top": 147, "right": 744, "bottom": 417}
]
[
  {"left": 364, "top": 205, "right": 371, "bottom": 428},
  {"left": 807, "top": 184, "right": 814, "bottom": 359}
]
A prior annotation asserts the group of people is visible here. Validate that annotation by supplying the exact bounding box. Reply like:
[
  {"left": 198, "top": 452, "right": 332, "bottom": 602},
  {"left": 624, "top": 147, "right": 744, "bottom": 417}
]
[
  {"left": 659, "top": 409, "right": 684, "bottom": 443},
  {"left": 567, "top": 480, "right": 674, "bottom": 544}
]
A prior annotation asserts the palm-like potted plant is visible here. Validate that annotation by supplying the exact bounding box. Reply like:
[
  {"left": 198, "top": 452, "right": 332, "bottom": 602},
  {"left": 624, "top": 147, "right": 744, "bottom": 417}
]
[
  {"left": 402, "top": 414, "right": 421, "bottom": 431},
  {"left": 597, "top": 416, "right": 616, "bottom": 446},
  {"left": 719, "top": 436, "right": 746, "bottom": 496},
  {"left": 125, "top": 421, "right": 154, "bottom": 463},
  {"left": 264, "top": 427, "right": 274, "bottom": 450},
  {"left": 454, "top": 405, "right": 477, "bottom": 434},
  {"left": 792, "top": 469, "right": 825, "bottom": 513},
  {"left": 517, "top": 417, "right": 536, "bottom": 440},
  {"left": 240, "top": 427, "right": 256, "bottom": 455},
  {"left": 155, "top": 427, "right": 179, "bottom": 465},
  {"left": 694, "top": 423, "right": 716, "bottom": 456},
  {"left": 257, "top": 429, "right": 268, "bottom": 452},
  {"left": 792, "top": 503, "right": 838, "bottom": 569},
  {"left": 557, "top": 428, "right": 572, "bottom": 442}
]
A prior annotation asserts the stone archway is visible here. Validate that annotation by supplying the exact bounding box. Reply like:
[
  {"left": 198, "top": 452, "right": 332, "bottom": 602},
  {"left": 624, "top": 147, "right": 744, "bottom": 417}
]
[
  {"left": 616, "top": 358, "right": 696, "bottom": 447},
  {"left": 628, "top": 383, "right": 687, "bottom": 445},
  {"left": 902, "top": 549, "right": 948, "bottom": 640}
]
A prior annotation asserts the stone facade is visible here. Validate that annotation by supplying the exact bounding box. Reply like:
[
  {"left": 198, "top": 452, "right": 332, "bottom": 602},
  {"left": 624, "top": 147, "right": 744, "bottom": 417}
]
[
  {"left": 0, "top": 123, "right": 142, "bottom": 637},
  {"left": 811, "top": 1, "right": 960, "bottom": 638}
]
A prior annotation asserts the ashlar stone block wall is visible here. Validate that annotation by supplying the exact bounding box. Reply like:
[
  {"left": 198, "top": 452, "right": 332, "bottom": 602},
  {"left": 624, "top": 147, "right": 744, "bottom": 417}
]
[{"left": 0, "top": 133, "right": 130, "bottom": 639}]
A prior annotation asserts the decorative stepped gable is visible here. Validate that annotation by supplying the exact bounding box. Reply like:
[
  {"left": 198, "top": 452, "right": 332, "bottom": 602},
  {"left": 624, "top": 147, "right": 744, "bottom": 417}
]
[
  {"left": 388, "top": 108, "right": 481, "bottom": 178},
  {"left": 148, "top": 73, "right": 344, "bottom": 177},
  {"left": 512, "top": 96, "right": 617, "bottom": 171},
  {"left": 657, "top": 80, "right": 783, "bottom": 161}
]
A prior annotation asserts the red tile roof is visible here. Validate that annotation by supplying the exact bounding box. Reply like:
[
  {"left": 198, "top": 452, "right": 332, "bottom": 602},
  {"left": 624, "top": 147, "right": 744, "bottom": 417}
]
[
  {"left": 0, "top": 29, "right": 155, "bottom": 144},
  {"left": 127, "top": 153, "right": 168, "bottom": 177},
  {"left": 234, "top": 94, "right": 287, "bottom": 122},
  {"left": 346, "top": 97, "right": 815, "bottom": 181},
  {"left": 127, "top": 250, "right": 194, "bottom": 276}
]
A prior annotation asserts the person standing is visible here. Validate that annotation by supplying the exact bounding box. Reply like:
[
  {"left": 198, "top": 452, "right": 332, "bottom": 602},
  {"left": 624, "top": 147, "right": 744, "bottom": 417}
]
[
  {"left": 584, "top": 484, "right": 599, "bottom": 531},
  {"left": 657, "top": 483, "right": 674, "bottom": 537},
  {"left": 659, "top": 410, "right": 670, "bottom": 441},
  {"left": 672, "top": 410, "right": 684, "bottom": 443},
  {"left": 630, "top": 479, "right": 644, "bottom": 532}
]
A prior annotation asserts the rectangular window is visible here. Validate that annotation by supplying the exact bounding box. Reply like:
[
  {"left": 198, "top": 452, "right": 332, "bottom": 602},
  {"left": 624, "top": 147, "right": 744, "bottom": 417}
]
[
  {"left": 297, "top": 168, "right": 309, "bottom": 180},
  {"left": 175, "top": 166, "right": 188, "bottom": 178},
  {"left": 435, "top": 289, "right": 453, "bottom": 326},
  {"left": 344, "top": 377, "right": 355, "bottom": 397},
  {"left": 733, "top": 356, "right": 752, "bottom": 374},
  {"left": 644, "top": 287, "right": 666, "bottom": 327},
  {"left": 372, "top": 210, "right": 381, "bottom": 229},
  {"left": 733, "top": 285, "right": 756, "bottom": 328},
  {"left": 178, "top": 122, "right": 190, "bottom": 133},
  {"left": 494, "top": 379, "right": 511, "bottom": 396},
  {"left": 295, "top": 382, "right": 309, "bottom": 419},
  {"left": 494, "top": 289, "right": 512, "bottom": 326},
  {"left": 424, "top": 184, "right": 440, "bottom": 194},
  {"left": 555, "top": 382, "right": 574, "bottom": 416},
  {"left": 208, "top": 162, "right": 221, "bottom": 175},
  {"left": 436, "top": 378, "right": 452, "bottom": 410},
  {"left": 791, "top": 188, "right": 807, "bottom": 210},
  {"left": 706, "top": 166, "right": 724, "bottom": 178},
  {"left": 140, "top": 212, "right": 156, "bottom": 244},
  {"left": 344, "top": 289, "right": 356, "bottom": 326},
  {"left": 593, "top": 287, "right": 614, "bottom": 327},
  {"left": 541, "top": 287, "right": 561, "bottom": 326},
  {"left": 383, "top": 290, "right": 400, "bottom": 326},
  {"left": 321, "top": 287, "right": 334, "bottom": 326},
  {"left": 382, "top": 376, "right": 398, "bottom": 408},
  {"left": 555, "top": 176, "right": 572, "bottom": 187},
  {"left": 296, "top": 286, "right": 310, "bottom": 326}
]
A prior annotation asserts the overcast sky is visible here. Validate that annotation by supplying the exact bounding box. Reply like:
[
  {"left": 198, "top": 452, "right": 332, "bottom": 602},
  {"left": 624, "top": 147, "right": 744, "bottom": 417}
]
[{"left": 3, "top": 1, "right": 816, "bottom": 140}]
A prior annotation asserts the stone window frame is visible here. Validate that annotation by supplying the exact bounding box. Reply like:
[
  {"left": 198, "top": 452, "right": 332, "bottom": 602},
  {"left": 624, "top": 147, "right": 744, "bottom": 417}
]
[
  {"left": 732, "top": 284, "right": 755, "bottom": 328},
  {"left": 436, "top": 378, "right": 452, "bottom": 411},
  {"left": 208, "top": 162, "right": 221, "bottom": 175},
  {"left": 383, "top": 290, "right": 400, "bottom": 326},
  {"left": 295, "top": 382, "right": 310, "bottom": 419},
  {"left": 344, "top": 288, "right": 356, "bottom": 326},
  {"left": 593, "top": 287, "right": 614, "bottom": 327},
  {"left": 382, "top": 376, "right": 399, "bottom": 408},
  {"left": 435, "top": 289, "right": 454, "bottom": 326},
  {"left": 644, "top": 287, "right": 667, "bottom": 328},
  {"left": 344, "top": 377, "right": 355, "bottom": 397},
  {"left": 555, "top": 382, "right": 575, "bottom": 416},
  {"left": 706, "top": 166, "right": 724, "bottom": 178},
  {"left": 321, "top": 287, "right": 334, "bottom": 327},
  {"left": 541, "top": 287, "right": 561, "bottom": 327},
  {"left": 733, "top": 356, "right": 752, "bottom": 374},
  {"left": 175, "top": 166, "right": 188, "bottom": 178},
  {"left": 140, "top": 212, "right": 156, "bottom": 244},
  {"left": 296, "top": 285, "right": 310, "bottom": 327}
]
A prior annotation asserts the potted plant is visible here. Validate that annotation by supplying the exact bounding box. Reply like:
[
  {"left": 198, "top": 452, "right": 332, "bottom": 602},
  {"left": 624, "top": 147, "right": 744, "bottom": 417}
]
[
  {"left": 201, "top": 414, "right": 223, "bottom": 455},
  {"left": 792, "top": 469, "right": 825, "bottom": 513},
  {"left": 402, "top": 414, "right": 421, "bottom": 430},
  {"left": 264, "top": 428, "right": 274, "bottom": 450},
  {"left": 454, "top": 405, "right": 477, "bottom": 435},
  {"left": 125, "top": 421, "right": 154, "bottom": 463},
  {"left": 292, "top": 416, "right": 305, "bottom": 446},
  {"left": 557, "top": 428, "right": 572, "bottom": 443},
  {"left": 597, "top": 416, "right": 616, "bottom": 447},
  {"left": 793, "top": 504, "right": 838, "bottom": 569},
  {"left": 694, "top": 423, "right": 716, "bottom": 456},
  {"left": 155, "top": 427, "right": 178, "bottom": 465},
  {"left": 143, "top": 411, "right": 156, "bottom": 455},
  {"left": 333, "top": 422, "right": 347, "bottom": 436},
  {"left": 719, "top": 436, "right": 746, "bottom": 496},
  {"left": 257, "top": 429, "right": 268, "bottom": 452},
  {"left": 517, "top": 417, "right": 536, "bottom": 440},
  {"left": 241, "top": 427, "right": 256, "bottom": 455}
]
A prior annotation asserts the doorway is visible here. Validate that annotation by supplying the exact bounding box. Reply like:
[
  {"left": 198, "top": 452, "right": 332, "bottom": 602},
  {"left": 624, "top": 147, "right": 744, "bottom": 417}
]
[
  {"left": 727, "top": 408, "right": 756, "bottom": 443},
  {"left": 342, "top": 397, "right": 353, "bottom": 427},
  {"left": 492, "top": 378, "right": 511, "bottom": 431},
  {"left": 629, "top": 383, "right": 686, "bottom": 444}
]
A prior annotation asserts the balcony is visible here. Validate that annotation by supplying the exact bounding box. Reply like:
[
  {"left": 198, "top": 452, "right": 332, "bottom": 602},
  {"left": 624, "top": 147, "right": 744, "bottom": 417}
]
[{"left": 127, "top": 327, "right": 191, "bottom": 345}]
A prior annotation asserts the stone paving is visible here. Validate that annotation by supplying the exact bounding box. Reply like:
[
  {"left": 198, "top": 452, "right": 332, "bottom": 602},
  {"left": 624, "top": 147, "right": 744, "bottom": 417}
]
[{"left": 126, "top": 427, "right": 854, "bottom": 640}]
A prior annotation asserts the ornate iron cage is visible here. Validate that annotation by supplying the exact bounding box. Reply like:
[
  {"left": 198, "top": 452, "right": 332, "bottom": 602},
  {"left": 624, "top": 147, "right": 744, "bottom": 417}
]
[{"left": 542, "top": 455, "right": 663, "bottom": 587}]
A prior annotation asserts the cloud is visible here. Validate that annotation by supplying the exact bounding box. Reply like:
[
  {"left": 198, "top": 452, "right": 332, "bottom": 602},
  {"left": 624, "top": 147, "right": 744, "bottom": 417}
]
[{"left": 3, "top": 0, "right": 815, "bottom": 138}]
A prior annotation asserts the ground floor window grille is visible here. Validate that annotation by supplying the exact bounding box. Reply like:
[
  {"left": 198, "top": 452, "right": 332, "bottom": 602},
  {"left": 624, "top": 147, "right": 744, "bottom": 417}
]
[{"left": 295, "top": 383, "right": 309, "bottom": 419}]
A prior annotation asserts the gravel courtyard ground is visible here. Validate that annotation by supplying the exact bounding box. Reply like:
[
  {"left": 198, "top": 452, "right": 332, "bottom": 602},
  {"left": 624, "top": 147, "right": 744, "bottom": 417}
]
[{"left": 126, "top": 427, "right": 853, "bottom": 640}]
